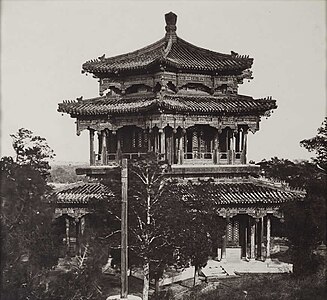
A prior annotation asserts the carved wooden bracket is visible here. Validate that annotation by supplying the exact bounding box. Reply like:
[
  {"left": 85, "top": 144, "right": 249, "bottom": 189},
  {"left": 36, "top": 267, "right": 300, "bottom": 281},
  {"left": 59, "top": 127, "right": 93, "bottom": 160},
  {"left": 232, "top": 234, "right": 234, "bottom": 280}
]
[
  {"left": 54, "top": 207, "right": 90, "bottom": 220},
  {"left": 217, "top": 206, "right": 283, "bottom": 219}
]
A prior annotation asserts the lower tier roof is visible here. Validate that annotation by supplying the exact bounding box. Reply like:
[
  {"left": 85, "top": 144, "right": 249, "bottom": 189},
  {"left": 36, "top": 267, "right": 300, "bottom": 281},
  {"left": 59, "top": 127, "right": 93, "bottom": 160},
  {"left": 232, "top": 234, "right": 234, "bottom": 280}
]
[
  {"left": 52, "top": 177, "right": 304, "bottom": 206},
  {"left": 58, "top": 93, "right": 276, "bottom": 117},
  {"left": 170, "top": 179, "right": 304, "bottom": 205},
  {"left": 52, "top": 182, "right": 113, "bottom": 204}
]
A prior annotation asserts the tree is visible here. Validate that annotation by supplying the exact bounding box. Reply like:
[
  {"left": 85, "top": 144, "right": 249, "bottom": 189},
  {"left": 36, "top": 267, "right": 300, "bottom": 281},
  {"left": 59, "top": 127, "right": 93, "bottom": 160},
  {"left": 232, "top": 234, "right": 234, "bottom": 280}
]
[
  {"left": 100, "top": 154, "right": 221, "bottom": 298},
  {"left": 50, "top": 165, "right": 88, "bottom": 183},
  {"left": 126, "top": 154, "right": 170, "bottom": 300},
  {"left": 165, "top": 180, "right": 221, "bottom": 286},
  {"left": 0, "top": 129, "right": 60, "bottom": 299},
  {"left": 259, "top": 119, "right": 327, "bottom": 275},
  {"left": 101, "top": 154, "right": 195, "bottom": 299},
  {"left": 300, "top": 117, "right": 327, "bottom": 172},
  {"left": 11, "top": 128, "right": 55, "bottom": 177}
]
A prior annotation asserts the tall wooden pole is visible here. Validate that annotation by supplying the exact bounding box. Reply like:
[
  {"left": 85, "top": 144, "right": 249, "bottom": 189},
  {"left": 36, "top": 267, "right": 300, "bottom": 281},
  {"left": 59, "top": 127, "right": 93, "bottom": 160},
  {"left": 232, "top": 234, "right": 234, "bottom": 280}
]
[{"left": 121, "top": 159, "right": 128, "bottom": 299}]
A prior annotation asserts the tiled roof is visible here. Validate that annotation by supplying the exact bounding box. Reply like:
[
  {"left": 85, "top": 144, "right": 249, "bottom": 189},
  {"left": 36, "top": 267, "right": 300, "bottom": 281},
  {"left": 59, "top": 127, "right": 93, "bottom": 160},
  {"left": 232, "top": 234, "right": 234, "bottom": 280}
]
[
  {"left": 52, "top": 177, "right": 304, "bottom": 206},
  {"left": 82, "top": 13, "right": 253, "bottom": 75},
  {"left": 168, "top": 178, "right": 305, "bottom": 205},
  {"left": 58, "top": 94, "right": 276, "bottom": 116},
  {"left": 53, "top": 182, "right": 113, "bottom": 204}
]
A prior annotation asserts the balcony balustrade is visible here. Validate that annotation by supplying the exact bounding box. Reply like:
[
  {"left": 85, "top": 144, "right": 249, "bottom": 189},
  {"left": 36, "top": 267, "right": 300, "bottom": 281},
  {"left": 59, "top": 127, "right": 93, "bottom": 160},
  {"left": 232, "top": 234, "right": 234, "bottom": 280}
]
[{"left": 91, "top": 150, "right": 246, "bottom": 166}]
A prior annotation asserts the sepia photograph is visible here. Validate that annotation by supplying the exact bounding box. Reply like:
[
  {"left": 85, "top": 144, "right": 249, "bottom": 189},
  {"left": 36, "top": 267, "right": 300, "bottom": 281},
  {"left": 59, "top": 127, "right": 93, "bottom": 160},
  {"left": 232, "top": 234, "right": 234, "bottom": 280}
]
[{"left": 1, "top": 1, "right": 326, "bottom": 299}]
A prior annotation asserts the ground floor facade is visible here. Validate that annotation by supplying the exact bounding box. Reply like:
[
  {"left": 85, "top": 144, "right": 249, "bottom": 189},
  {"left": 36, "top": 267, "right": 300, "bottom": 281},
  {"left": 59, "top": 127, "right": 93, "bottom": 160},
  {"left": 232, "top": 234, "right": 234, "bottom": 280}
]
[{"left": 52, "top": 178, "right": 303, "bottom": 262}]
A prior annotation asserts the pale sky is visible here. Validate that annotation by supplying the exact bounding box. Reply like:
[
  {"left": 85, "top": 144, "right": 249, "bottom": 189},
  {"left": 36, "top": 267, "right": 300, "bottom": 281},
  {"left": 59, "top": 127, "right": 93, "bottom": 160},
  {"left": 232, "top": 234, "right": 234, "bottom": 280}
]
[{"left": 1, "top": 0, "right": 326, "bottom": 164}]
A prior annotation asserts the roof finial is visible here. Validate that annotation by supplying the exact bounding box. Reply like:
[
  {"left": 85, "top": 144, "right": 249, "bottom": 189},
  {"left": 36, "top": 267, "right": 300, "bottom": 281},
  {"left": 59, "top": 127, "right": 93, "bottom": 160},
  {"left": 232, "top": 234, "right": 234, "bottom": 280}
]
[{"left": 165, "top": 12, "right": 177, "bottom": 40}]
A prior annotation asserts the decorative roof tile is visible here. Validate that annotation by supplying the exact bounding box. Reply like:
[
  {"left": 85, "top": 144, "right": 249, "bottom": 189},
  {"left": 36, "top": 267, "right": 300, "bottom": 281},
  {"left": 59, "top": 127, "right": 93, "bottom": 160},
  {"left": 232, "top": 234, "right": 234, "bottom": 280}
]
[
  {"left": 58, "top": 94, "right": 276, "bottom": 116},
  {"left": 52, "top": 182, "right": 113, "bottom": 204},
  {"left": 52, "top": 177, "right": 304, "bottom": 206},
  {"left": 82, "top": 13, "right": 253, "bottom": 75},
  {"left": 169, "top": 178, "right": 305, "bottom": 205}
]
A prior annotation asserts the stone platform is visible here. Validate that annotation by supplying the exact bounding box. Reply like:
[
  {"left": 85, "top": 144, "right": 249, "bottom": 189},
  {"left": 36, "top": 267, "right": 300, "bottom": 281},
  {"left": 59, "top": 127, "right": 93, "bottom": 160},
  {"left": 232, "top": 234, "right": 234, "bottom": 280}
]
[{"left": 130, "top": 258, "right": 292, "bottom": 287}]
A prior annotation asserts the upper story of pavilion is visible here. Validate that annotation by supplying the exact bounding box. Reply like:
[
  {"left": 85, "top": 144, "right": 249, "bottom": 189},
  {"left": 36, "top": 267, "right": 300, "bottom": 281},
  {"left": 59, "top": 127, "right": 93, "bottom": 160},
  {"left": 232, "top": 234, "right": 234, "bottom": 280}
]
[{"left": 58, "top": 12, "right": 277, "bottom": 173}]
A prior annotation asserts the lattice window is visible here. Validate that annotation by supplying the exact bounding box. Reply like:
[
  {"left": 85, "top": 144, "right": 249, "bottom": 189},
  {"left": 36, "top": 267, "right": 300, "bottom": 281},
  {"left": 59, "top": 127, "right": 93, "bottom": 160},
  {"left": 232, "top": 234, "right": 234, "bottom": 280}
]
[
  {"left": 144, "top": 131, "right": 148, "bottom": 150},
  {"left": 200, "top": 130, "right": 205, "bottom": 153},
  {"left": 132, "top": 131, "right": 136, "bottom": 148},
  {"left": 192, "top": 130, "right": 198, "bottom": 151},
  {"left": 227, "top": 219, "right": 240, "bottom": 246},
  {"left": 137, "top": 131, "right": 142, "bottom": 148},
  {"left": 233, "top": 220, "right": 240, "bottom": 244},
  {"left": 227, "top": 221, "right": 233, "bottom": 242}
]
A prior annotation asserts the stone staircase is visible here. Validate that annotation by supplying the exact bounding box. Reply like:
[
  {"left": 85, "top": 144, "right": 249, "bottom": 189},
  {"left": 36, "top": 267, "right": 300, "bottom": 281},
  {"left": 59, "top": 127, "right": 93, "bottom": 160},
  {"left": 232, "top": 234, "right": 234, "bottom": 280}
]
[{"left": 200, "top": 260, "right": 238, "bottom": 280}]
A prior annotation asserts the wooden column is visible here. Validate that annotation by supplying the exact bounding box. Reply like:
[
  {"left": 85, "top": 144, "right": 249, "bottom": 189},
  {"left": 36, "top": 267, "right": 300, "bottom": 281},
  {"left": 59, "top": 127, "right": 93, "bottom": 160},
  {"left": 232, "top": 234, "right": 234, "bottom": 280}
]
[
  {"left": 76, "top": 218, "right": 80, "bottom": 256},
  {"left": 121, "top": 159, "right": 128, "bottom": 298},
  {"left": 97, "top": 131, "right": 102, "bottom": 157},
  {"left": 250, "top": 218, "right": 255, "bottom": 259},
  {"left": 116, "top": 130, "right": 122, "bottom": 161},
  {"left": 232, "top": 131, "right": 237, "bottom": 164},
  {"left": 259, "top": 217, "right": 264, "bottom": 260},
  {"left": 242, "top": 129, "right": 248, "bottom": 164},
  {"left": 171, "top": 132, "right": 174, "bottom": 163},
  {"left": 266, "top": 215, "right": 271, "bottom": 260},
  {"left": 148, "top": 130, "right": 152, "bottom": 152},
  {"left": 153, "top": 131, "right": 158, "bottom": 153},
  {"left": 177, "top": 131, "right": 184, "bottom": 164},
  {"left": 244, "top": 225, "right": 248, "bottom": 259},
  {"left": 184, "top": 131, "right": 188, "bottom": 158},
  {"left": 221, "top": 218, "right": 228, "bottom": 260},
  {"left": 213, "top": 128, "right": 220, "bottom": 164},
  {"left": 227, "top": 129, "right": 232, "bottom": 164},
  {"left": 160, "top": 128, "right": 165, "bottom": 158},
  {"left": 197, "top": 130, "right": 201, "bottom": 159},
  {"left": 101, "top": 130, "right": 107, "bottom": 165},
  {"left": 65, "top": 217, "right": 70, "bottom": 255},
  {"left": 173, "top": 129, "right": 177, "bottom": 164},
  {"left": 89, "top": 129, "right": 95, "bottom": 165},
  {"left": 81, "top": 216, "right": 86, "bottom": 236}
]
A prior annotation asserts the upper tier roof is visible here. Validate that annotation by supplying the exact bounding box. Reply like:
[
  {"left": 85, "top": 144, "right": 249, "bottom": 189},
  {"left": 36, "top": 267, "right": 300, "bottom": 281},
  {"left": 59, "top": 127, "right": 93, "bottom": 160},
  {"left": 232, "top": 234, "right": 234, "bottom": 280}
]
[{"left": 82, "top": 12, "right": 253, "bottom": 75}]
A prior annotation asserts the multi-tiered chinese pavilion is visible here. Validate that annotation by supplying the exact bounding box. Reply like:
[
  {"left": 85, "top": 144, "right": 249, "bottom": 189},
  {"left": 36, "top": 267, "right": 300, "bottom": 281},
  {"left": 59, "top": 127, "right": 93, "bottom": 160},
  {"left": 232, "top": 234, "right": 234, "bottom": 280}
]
[{"left": 57, "top": 12, "right": 304, "bottom": 261}]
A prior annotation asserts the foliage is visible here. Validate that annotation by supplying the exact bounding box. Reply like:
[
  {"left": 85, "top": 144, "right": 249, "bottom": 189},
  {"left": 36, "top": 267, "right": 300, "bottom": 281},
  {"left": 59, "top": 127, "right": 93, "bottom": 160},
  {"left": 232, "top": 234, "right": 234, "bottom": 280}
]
[
  {"left": 258, "top": 119, "right": 327, "bottom": 276},
  {"left": 1, "top": 129, "right": 60, "bottom": 299},
  {"left": 259, "top": 157, "right": 326, "bottom": 275},
  {"left": 125, "top": 153, "right": 172, "bottom": 299},
  {"left": 11, "top": 128, "right": 55, "bottom": 177},
  {"left": 0, "top": 156, "right": 61, "bottom": 299},
  {"left": 180, "top": 273, "right": 326, "bottom": 300},
  {"left": 40, "top": 239, "right": 107, "bottom": 300},
  {"left": 50, "top": 164, "right": 89, "bottom": 183},
  {"left": 100, "top": 153, "right": 216, "bottom": 299},
  {"left": 164, "top": 180, "right": 222, "bottom": 285},
  {"left": 300, "top": 117, "right": 327, "bottom": 172}
]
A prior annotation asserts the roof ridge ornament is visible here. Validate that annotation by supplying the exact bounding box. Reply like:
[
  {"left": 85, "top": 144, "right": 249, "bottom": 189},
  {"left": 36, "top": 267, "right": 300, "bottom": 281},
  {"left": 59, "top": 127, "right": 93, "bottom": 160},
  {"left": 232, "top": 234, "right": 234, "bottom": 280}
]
[{"left": 165, "top": 12, "right": 177, "bottom": 41}]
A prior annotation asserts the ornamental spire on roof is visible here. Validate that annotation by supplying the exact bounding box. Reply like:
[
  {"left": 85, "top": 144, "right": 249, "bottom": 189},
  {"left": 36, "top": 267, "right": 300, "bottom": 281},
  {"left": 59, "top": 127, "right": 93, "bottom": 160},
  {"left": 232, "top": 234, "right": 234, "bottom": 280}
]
[
  {"left": 81, "top": 12, "right": 253, "bottom": 76},
  {"left": 165, "top": 11, "right": 177, "bottom": 41}
]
